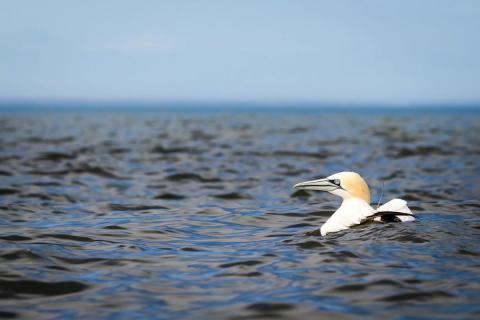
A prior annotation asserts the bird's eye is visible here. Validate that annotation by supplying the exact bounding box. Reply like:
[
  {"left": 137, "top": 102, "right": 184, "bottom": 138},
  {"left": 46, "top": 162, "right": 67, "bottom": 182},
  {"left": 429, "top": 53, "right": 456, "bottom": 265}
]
[{"left": 329, "top": 179, "right": 340, "bottom": 185}]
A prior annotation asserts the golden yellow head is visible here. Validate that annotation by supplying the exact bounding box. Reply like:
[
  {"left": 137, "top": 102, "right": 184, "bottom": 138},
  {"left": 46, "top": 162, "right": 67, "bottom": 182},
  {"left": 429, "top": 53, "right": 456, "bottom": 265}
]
[
  {"left": 327, "top": 172, "right": 371, "bottom": 203},
  {"left": 294, "top": 171, "right": 371, "bottom": 204}
]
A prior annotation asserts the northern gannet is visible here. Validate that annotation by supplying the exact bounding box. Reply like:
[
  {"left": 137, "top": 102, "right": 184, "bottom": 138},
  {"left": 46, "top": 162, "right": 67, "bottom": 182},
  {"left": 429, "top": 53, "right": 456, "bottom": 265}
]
[{"left": 294, "top": 171, "right": 415, "bottom": 236}]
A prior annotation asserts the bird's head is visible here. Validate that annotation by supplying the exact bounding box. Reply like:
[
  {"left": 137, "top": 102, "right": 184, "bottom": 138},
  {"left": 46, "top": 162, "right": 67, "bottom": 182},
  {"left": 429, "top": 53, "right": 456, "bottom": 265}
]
[{"left": 293, "top": 171, "right": 371, "bottom": 204}]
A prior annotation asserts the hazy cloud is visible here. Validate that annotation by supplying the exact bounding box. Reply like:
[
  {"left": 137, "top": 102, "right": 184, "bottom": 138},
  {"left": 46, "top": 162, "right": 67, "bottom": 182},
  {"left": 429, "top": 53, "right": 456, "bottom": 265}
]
[{"left": 96, "top": 34, "right": 177, "bottom": 54}]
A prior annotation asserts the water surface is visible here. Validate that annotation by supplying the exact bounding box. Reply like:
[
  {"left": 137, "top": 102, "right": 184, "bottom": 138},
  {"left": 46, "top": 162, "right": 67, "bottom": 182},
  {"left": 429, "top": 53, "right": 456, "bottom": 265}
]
[{"left": 0, "top": 110, "right": 479, "bottom": 319}]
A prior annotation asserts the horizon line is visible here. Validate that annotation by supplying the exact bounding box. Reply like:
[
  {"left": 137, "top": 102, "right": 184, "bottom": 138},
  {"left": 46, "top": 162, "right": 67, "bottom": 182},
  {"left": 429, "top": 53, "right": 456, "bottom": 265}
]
[{"left": 1, "top": 98, "right": 480, "bottom": 109}]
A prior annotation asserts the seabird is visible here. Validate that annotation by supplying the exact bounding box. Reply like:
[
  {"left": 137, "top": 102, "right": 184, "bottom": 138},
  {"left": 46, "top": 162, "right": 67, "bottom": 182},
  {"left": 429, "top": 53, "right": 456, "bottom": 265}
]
[{"left": 293, "top": 171, "right": 415, "bottom": 236}]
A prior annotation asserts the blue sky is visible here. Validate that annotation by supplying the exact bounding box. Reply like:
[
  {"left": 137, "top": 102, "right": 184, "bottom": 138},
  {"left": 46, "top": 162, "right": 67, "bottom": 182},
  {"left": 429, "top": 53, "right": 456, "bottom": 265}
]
[{"left": 1, "top": 0, "right": 479, "bottom": 104}]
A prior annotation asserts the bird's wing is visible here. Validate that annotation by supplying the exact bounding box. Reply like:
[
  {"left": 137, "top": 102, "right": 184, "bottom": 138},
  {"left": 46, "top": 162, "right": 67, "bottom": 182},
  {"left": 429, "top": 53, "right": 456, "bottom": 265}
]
[
  {"left": 372, "top": 198, "right": 415, "bottom": 222},
  {"left": 377, "top": 198, "right": 412, "bottom": 214}
]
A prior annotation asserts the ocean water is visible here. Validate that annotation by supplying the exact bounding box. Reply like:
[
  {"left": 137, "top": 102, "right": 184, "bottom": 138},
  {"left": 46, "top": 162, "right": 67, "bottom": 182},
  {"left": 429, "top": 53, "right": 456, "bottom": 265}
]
[{"left": 0, "top": 109, "right": 479, "bottom": 319}]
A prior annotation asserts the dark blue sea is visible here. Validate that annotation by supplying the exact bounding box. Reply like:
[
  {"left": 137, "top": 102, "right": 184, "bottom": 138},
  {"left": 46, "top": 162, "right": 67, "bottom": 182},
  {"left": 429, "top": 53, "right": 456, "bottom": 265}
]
[{"left": 0, "top": 107, "right": 479, "bottom": 319}]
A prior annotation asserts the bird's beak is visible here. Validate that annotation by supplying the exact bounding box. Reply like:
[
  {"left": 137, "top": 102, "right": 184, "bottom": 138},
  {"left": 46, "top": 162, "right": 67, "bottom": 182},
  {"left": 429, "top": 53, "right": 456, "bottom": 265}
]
[{"left": 293, "top": 178, "right": 338, "bottom": 192}]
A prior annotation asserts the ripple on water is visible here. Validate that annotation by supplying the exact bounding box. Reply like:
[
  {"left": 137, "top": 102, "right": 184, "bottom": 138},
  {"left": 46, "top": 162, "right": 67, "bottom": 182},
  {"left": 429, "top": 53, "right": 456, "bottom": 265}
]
[
  {"left": 0, "top": 280, "right": 88, "bottom": 298},
  {"left": 379, "top": 290, "right": 455, "bottom": 302}
]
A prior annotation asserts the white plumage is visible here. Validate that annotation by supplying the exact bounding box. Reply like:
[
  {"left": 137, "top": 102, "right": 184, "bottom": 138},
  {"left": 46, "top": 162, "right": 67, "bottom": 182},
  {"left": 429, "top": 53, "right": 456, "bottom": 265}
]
[
  {"left": 294, "top": 171, "right": 415, "bottom": 236},
  {"left": 375, "top": 198, "right": 415, "bottom": 222}
]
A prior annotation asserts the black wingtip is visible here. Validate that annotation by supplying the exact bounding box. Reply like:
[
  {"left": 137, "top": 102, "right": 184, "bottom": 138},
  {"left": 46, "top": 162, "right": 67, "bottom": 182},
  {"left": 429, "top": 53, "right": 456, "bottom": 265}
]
[{"left": 367, "top": 211, "right": 415, "bottom": 223}]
